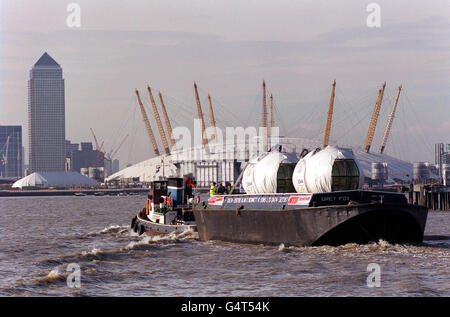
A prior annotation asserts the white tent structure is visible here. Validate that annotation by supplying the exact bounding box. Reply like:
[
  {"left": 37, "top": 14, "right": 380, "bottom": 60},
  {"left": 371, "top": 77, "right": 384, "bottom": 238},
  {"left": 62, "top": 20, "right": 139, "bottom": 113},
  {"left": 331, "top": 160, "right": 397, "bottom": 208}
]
[{"left": 12, "top": 172, "right": 98, "bottom": 188}]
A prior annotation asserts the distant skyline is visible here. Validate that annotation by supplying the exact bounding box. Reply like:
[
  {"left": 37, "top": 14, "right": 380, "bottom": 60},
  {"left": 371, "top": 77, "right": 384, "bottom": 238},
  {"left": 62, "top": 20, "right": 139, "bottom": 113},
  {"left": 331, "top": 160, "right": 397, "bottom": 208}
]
[{"left": 1, "top": 0, "right": 449, "bottom": 166}]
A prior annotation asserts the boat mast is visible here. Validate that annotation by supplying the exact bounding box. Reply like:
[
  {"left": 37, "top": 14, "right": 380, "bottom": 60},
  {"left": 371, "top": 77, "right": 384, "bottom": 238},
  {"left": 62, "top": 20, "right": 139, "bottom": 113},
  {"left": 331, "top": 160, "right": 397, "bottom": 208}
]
[
  {"left": 323, "top": 79, "right": 336, "bottom": 148},
  {"left": 194, "top": 82, "right": 208, "bottom": 148},
  {"left": 147, "top": 85, "right": 170, "bottom": 156},
  {"left": 158, "top": 92, "right": 176, "bottom": 149},
  {"left": 379, "top": 85, "right": 402, "bottom": 154},
  {"left": 208, "top": 94, "right": 217, "bottom": 141},
  {"left": 135, "top": 89, "right": 160, "bottom": 156},
  {"left": 363, "top": 81, "right": 386, "bottom": 153}
]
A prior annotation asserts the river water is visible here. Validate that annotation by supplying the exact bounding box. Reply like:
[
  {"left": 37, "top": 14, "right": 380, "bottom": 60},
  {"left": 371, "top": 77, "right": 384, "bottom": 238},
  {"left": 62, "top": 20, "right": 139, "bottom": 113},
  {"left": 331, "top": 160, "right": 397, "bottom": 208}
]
[{"left": 0, "top": 195, "right": 448, "bottom": 297}]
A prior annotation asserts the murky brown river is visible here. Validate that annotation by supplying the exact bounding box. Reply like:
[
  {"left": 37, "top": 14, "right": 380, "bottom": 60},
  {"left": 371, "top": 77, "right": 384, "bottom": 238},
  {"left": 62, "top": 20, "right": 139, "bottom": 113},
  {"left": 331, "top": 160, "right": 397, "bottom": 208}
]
[{"left": 0, "top": 195, "right": 448, "bottom": 296}]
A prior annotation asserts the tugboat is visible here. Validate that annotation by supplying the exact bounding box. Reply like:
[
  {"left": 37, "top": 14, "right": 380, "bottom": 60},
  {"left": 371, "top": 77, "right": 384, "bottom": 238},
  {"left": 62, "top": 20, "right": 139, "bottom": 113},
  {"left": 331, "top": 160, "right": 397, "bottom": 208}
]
[
  {"left": 193, "top": 146, "right": 428, "bottom": 247},
  {"left": 131, "top": 177, "right": 197, "bottom": 235}
]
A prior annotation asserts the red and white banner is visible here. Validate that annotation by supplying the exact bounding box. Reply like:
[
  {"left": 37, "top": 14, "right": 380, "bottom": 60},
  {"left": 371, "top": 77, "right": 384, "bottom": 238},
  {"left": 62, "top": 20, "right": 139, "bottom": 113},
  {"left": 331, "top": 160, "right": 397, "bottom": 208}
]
[
  {"left": 208, "top": 196, "right": 224, "bottom": 206},
  {"left": 287, "top": 195, "right": 312, "bottom": 206}
]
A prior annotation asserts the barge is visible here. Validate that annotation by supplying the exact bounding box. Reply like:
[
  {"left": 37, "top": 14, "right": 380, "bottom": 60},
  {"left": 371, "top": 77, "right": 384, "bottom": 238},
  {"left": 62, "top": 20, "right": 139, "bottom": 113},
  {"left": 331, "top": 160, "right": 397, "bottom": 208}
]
[
  {"left": 193, "top": 146, "right": 428, "bottom": 247},
  {"left": 194, "top": 191, "right": 428, "bottom": 246}
]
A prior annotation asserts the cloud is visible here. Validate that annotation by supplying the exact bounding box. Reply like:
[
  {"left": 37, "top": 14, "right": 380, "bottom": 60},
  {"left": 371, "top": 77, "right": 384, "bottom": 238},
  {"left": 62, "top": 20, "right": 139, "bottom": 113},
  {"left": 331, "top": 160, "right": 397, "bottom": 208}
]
[
  {"left": 1, "top": 12, "right": 449, "bottom": 164},
  {"left": 316, "top": 15, "right": 450, "bottom": 52}
]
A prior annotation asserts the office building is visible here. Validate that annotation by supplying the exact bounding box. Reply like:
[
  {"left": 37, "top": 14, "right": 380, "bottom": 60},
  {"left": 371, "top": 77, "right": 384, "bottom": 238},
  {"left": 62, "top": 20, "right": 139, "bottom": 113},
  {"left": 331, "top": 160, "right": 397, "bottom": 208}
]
[
  {"left": 28, "top": 52, "right": 65, "bottom": 172},
  {"left": 0, "top": 125, "right": 23, "bottom": 178}
]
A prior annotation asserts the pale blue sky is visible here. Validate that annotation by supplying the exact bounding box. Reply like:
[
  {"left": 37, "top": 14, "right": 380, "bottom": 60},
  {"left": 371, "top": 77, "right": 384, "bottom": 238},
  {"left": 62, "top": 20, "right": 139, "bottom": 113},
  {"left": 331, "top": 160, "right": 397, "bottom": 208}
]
[{"left": 1, "top": 0, "right": 449, "bottom": 166}]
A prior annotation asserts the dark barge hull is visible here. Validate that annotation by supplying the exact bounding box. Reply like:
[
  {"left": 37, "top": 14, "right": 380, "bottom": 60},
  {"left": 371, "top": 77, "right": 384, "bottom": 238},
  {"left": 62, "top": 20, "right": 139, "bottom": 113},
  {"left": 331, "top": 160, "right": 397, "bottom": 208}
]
[{"left": 193, "top": 202, "right": 428, "bottom": 247}]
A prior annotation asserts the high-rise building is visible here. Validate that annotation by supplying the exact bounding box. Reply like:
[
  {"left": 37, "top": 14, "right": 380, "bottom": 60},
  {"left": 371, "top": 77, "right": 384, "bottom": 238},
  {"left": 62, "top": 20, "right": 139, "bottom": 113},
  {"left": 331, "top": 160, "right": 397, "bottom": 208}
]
[
  {"left": 112, "top": 159, "right": 120, "bottom": 174},
  {"left": 28, "top": 52, "right": 65, "bottom": 172},
  {"left": 64, "top": 140, "right": 104, "bottom": 172},
  {"left": 435, "top": 143, "right": 444, "bottom": 166},
  {"left": 0, "top": 126, "right": 23, "bottom": 178}
]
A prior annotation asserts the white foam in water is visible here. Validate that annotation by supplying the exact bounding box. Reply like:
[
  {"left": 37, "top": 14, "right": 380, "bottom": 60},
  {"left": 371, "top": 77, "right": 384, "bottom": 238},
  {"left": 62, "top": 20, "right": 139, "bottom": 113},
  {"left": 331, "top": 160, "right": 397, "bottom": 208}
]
[
  {"left": 87, "top": 225, "right": 127, "bottom": 236},
  {"left": 82, "top": 247, "right": 102, "bottom": 256},
  {"left": 125, "top": 236, "right": 153, "bottom": 249},
  {"left": 47, "top": 268, "right": 61, "bottom": 278},
  {"left": 32, "top": 267, "right": 65, "bottom": 283},
  {"left": 125, "top": 229, "right": 197, "bottom": 250},
  {"left": 99, "top": 225, "right": 122, "bottom": 233}
]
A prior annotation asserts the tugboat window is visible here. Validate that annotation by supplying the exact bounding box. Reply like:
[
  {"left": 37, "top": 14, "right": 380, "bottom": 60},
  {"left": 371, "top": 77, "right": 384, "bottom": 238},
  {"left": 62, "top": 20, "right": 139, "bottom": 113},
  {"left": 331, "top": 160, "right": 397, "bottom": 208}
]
[{"left": 331, "top": 159, "right": 360, "bottom": 191}]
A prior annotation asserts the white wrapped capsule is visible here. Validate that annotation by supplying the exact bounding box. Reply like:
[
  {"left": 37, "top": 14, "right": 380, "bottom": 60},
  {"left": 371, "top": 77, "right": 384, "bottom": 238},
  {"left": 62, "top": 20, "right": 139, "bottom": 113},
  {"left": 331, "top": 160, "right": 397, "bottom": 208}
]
[
  {"left": 292, "top": 146, "right": 363, "bottom": 193},
  {"left": 242, "top": 151, "right": 298, "bottom": 194}
]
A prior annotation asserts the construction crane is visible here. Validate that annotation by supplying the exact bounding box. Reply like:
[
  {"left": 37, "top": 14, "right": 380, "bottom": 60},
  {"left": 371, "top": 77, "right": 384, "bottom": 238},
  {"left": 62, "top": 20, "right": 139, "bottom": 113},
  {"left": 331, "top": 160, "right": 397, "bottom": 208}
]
[
  {"left": 1, "top": 136, "right": 10, "bottom": 177},
  {"left": 105, "top": 134, "right": 129, "bottom": 174},
  {"left": 194, "top": 82, "right": 208, "bottom": 148},
  {"left": 136, "top": 89, "right": 160, "bottom": 156},
  {"left": 363, "top": 81, "right": 386, "bottom": 153},
  {"left": 379, "top": 85, "right": 402, "bottom": 154},
  {"left": 90, "top": 128, "right": 102, "bottom": 152},
  {"left": 158, "top": 92, "right": 176, "bottom": 148},
  {"left": 93, "top": 141, "right": 105, "bottom": 168},
  {"left": 207, "top": 94, "right": 217, "bottom": 141},
  {"left": 262, "top": 80, "right": 268, "bottom": 151},
  {"left": 107, "top": 134, "right": 129, "bottom": 161},
  {"left": 323, "top": 80, "right": 336, "bottom": 148},
  {"left": 147, "top": 85, "right": 170, "bottom": 155},
  {"left": 89, "top": 128, "right": 105, "bottom": 167}
]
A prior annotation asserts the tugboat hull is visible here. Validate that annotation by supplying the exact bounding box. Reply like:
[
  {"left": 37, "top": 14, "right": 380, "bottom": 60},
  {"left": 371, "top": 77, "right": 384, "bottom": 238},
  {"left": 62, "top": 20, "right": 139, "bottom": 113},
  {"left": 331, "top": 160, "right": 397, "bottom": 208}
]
[
  {"left": 193, "top": 202, "right": 428, "bottom": 247},
  {"left": 133, "top": 214, "right": 197, "bottom": 235}
]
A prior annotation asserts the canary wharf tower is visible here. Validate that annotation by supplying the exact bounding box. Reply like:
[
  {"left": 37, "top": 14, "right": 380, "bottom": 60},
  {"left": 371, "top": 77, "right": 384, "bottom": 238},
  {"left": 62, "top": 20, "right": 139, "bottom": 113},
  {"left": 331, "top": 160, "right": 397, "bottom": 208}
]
[{"left": 28, "top": 52, "right": 65, "bottom": 172}]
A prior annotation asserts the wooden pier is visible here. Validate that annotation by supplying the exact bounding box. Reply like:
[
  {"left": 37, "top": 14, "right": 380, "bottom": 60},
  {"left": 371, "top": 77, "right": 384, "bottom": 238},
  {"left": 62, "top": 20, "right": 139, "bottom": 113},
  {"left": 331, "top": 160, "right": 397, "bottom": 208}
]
[{"left": 409, "top": 185, "right": 450, "bottom": 211}]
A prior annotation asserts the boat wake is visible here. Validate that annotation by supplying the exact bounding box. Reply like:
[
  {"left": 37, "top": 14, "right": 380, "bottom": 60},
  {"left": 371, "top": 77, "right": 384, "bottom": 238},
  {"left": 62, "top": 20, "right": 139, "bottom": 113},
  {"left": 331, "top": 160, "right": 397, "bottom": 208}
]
[
  {"left": 36, "top": 228, "right": 198, "bottom": 270},
  {"left": 87, "top": 224, "right": 129, "bottom": 236}
]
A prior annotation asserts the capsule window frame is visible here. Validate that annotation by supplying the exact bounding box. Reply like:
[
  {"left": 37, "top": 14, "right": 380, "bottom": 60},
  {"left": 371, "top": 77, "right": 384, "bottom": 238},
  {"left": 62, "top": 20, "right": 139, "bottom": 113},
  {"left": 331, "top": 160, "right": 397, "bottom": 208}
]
[{"left": 331, "top": 159, "right": 360, "bottom": 191}]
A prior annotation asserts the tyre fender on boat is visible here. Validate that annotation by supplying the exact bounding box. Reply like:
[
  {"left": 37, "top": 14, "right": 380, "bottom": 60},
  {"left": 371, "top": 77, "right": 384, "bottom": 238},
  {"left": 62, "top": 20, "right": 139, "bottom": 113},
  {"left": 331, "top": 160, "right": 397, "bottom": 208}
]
[
  {"left": 133, "top": 221, "right": 139, "bottom": 233},
  {"left": 138, "top": 224, "right": 145, "bottom": 236},
  {"left": 131, "top": 216, "right": 137, "bottom": 229}
]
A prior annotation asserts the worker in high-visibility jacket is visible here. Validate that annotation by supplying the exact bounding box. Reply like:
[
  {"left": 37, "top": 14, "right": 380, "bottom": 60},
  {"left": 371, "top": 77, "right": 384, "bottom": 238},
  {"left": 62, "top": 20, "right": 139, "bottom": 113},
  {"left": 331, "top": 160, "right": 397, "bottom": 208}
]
[
  {"left": 226, "top": 182, "right": 233, "bottom": 194},
  {"left": 209, "top": 182, "right": 217, "bottom": 196}
]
